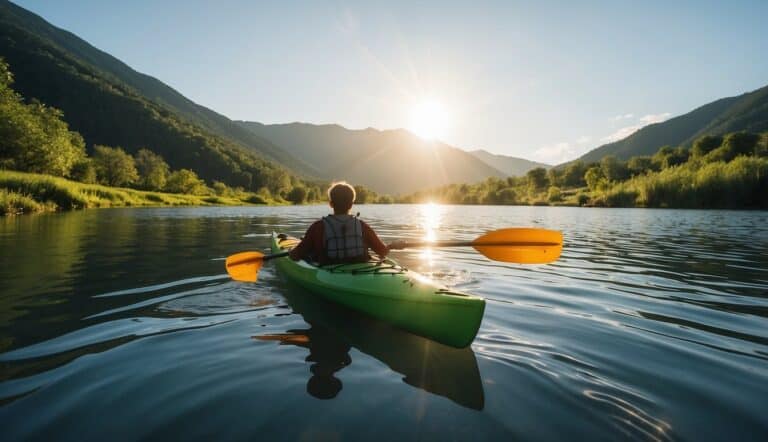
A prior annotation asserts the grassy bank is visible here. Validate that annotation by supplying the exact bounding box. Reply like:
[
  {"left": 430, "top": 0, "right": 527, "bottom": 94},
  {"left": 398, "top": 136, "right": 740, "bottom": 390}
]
[{"left": 0, "top": 170, "right": 274, "bottom": 215}]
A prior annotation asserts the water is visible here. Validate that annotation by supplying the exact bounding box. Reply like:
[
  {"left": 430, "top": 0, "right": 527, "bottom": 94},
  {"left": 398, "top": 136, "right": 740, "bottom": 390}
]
[{"left": 1, "top": 205, "right": 767, "bottom": 441}]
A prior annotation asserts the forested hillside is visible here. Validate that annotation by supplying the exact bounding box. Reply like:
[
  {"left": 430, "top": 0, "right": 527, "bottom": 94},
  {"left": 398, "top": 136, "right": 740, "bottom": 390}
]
[
  {"left": 0, "top": 0, "right": 313, "bottom": 192},
  {"left": 576, "top": 84, "right": 768, "bottom": 163}
]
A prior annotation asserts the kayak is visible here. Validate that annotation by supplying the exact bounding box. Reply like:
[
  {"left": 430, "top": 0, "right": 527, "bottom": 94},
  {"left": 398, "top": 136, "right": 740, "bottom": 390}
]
[{"left": 270, "top": 233, "right": 485, "bottom": 348}]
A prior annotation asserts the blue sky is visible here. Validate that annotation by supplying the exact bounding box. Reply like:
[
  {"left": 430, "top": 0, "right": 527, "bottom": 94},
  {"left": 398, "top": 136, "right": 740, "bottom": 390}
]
[{"left": 13, "top": 0, "right": 768, "bottom": 164}]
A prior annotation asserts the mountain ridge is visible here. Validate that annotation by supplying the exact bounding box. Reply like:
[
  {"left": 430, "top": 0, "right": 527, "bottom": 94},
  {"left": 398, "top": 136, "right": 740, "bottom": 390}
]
[
  {"left": 0, "top": 0, "right": 318, "bottom": 177},
  {"left": 237, "top": 121, "right": 508, "bottom": 194},
  {"left": 574, "top": 84, "right": 768, "bottom": 164},
  {"left": 469, "top": 149, "right": 551, "bottom": 176}
]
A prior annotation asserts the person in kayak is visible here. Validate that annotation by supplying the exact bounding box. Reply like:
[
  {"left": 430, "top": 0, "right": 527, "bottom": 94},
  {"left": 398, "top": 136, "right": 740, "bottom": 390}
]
[{"left": 289, "top": 181, "right": 404, "bottom": 265}]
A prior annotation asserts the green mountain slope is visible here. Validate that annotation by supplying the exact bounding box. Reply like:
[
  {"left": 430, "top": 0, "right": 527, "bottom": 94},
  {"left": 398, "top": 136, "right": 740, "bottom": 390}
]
[
  {"left": 469, "top": 150, "right": 550, "bottom": 176},
  {"left": 577, "top": 84, "right": 768, "bottom": 164},
  {"left": 0, "top": 0, "right": 315, "bottom": 188},
  {"left": 237, "top": 122, "right": 507, "bottom": 194}
]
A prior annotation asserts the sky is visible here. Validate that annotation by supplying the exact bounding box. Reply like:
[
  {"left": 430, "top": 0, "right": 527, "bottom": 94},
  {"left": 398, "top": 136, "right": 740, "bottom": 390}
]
[{"left": 13, "top": 0, "right": 768, "bottom": 164}]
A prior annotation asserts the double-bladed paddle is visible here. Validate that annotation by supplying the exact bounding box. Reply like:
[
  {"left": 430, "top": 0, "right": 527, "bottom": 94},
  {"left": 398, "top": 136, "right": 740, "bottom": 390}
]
[{"left": 225, "top": 227, "right": 563, "bottom": 282}]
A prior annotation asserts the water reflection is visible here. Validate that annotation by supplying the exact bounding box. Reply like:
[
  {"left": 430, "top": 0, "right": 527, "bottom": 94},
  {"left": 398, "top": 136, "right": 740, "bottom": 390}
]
[
  {"left": 2, "top": 206, "right": 767, "bottom": 440},
  {"left": 417, "top": 202, "right": 444, "bottom": 267},
  {"left": 256, "top": 283, "right": 485, "bottom": 410}
]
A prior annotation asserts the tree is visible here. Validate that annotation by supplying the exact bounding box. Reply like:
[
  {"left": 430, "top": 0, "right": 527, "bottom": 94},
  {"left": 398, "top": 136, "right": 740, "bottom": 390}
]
[
  {"left": 0, "top": 59, "right": 86, "bottom": 176},
  {"left": 627, "top": 156, "right": 654, "bottom": 176},
  {"left": 692, "top": 135, "right": 722, "bottom": 157},
  {"left": 70, "top": 159, "right": 97, "bottom": 184},
  {"left": 165, "top": 169, "right": 206, "bottom": 194},
  {"left": 354, "top": 185, "right": 370, "bottom": 204},
  {"left": 706, "top": 132, "right": 761, "bottom": 162},
  {"left": 212, "top": 181, "right": 232, "bottom": 196},
  {"left": 562, "top": 161, "right": 587, "bottom": 187},
  {"left": 526, "top": 167, "right": 549, "bottom": 192},
  {"left": 286, "top": 186, "right": 308, "bottom": 204},
  {"left": 756, "top": 133, "right": 768, "bottom": 157},
  {"left": 135, "top": 148, "right": 170, "bottom": 190},
  {"left": 93, "top": 145, "right": 139, "bottom": 187},
  {"left": 547, "top": 186, "right": 562, "bottom": 202},
  {"left": 600, "top": 155, "right": 628, "bottom": 182},
  {"left": 652, "top": 146, "right": 688, "bottom": 169},
  {"left": 495, "top": 187, "right": 518, "bottom": 204},
  {"left": 547, "top": 168, "right": 562, "bottom": 187},
  {"left": 584, "top": 166, "right": 605, "bottom": 191}
]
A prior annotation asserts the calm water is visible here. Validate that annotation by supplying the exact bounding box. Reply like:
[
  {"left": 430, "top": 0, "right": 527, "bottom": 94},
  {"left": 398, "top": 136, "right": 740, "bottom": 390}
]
[{"left": 1, "top": 205, "right": 767, "bottom": 441}]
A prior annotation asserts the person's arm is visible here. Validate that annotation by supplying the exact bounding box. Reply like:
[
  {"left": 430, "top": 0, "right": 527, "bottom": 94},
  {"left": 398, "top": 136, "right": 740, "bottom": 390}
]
[
  {"left": 290, "top": 221, "right": 322, "bottom": 261},
  {"left": 361, "top": 221, "right": 390, "bottom": 258}
]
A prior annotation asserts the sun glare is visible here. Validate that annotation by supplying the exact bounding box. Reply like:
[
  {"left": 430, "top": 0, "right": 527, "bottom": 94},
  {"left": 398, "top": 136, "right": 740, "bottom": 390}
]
[
  {"left": 409, "top": 99, "right": 450, "bottom": 140},
  {"left": 419, "top": 202, "right": 443, "bottom": 266}
]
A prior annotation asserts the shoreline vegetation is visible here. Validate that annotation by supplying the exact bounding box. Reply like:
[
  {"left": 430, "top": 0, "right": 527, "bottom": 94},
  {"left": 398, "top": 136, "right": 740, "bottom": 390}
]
[
  {"left": 0, "top": 170, "right": 279, "bottom": 216},
  {"left": 401, "top": 132, "right": 768, "bottom": 210}
]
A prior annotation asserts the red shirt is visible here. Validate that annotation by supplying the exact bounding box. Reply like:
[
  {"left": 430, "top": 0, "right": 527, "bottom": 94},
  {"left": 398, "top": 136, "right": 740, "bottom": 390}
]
[{"left": 289, "top": 219, "right": 388, "bottom": 264}]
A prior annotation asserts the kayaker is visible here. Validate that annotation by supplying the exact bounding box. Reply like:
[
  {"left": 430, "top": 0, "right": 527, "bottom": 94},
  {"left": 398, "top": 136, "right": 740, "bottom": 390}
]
[{"left": 289, "top": 181, "right": 405, "bottom": 264}]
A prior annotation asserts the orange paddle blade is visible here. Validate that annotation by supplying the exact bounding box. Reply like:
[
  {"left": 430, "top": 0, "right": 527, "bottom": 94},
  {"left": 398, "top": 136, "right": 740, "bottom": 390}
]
[
  {"left": 225, "top": 251, "right": 265, "bottom": 282},
  {"left": 472, "top": 228, "right": 563, "bottom": 264}
]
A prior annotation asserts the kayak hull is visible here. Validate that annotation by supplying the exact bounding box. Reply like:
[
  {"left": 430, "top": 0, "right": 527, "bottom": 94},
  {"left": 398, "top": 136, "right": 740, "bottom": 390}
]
[{"left": 271, "top": 233, "right": 485, "bottom": 348}]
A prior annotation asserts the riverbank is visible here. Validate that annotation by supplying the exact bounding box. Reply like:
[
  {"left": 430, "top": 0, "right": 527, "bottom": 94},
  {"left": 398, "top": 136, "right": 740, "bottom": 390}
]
[{"left": 0, "top": 170, "right": 279, "bottom": 215}]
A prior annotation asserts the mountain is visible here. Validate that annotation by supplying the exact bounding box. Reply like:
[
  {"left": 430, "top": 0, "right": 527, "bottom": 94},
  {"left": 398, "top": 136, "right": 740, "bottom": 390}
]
[
  {"left": 469, "top": 150, "right": 550, "bottom": 176},
  {"left": 0, "top": 0, "right": 315, "bottom": 189},
  {"left": 237, "top": 122, "right": 507, "bottom": 194},
  {"left": 576, "top": 84, "right": 768, "bottom": 164}
]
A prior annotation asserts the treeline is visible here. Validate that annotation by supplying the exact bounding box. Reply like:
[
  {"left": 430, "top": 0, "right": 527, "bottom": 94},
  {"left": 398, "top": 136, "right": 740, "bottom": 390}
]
[
  {"left": 401, "top": 132, "right": 768, "bottom": 209},
  {"left": 0, "top": 57, "right": 327, "bottom": 206}
]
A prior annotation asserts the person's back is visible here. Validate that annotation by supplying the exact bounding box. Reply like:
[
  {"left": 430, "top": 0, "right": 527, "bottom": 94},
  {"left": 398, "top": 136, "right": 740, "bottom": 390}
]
[{"left": 289, "top": 181, "right": 403, "bottom": 265}]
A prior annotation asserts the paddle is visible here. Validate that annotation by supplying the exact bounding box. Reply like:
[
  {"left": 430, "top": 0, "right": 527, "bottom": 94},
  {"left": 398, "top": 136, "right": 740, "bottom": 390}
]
[{"left": 225, "top": 227, "right": 563, "bottom": 282}]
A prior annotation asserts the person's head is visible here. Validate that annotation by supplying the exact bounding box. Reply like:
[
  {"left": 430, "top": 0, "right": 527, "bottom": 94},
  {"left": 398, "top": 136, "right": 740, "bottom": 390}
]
[{"left": 327, "top": 181, "right": 355, "bottom": 214}]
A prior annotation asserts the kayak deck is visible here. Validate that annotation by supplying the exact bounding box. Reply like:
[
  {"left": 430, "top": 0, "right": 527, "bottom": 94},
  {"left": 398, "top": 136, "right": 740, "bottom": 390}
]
[{"left": 271, "top": 233, "right": 485, "bottom": 348}]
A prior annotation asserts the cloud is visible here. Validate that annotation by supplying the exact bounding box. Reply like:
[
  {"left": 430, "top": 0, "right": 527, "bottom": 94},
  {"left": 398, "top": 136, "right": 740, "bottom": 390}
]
[
  {"left": 530, "top": 142, "right": 577, "bottom": 164},
  {"left": 530, "top": 134, "right": 595, "bottom": 164},
  {"left": 639, "top": 113, "right": 671, "bottom": 124},
  {"left": 601, "top": 112, "right": 671, "bottom": 143}
]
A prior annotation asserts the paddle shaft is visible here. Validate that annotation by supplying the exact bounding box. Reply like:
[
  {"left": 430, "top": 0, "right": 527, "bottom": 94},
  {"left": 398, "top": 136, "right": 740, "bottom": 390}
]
[
  {"left": 401, "top": 240, "right": 562, "bottom": 248},
  {"left": 230, "top": 240, "right": 559, "bottom": 266},
  {"left": 227, "top": 251, "right": 289, "bottom": 267}
]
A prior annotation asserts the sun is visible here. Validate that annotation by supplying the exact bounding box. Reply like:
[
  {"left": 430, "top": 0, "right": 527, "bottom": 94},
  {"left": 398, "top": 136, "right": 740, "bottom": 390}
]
[{"left": 409, "top": 99, "right": 450, "bottom": 140}]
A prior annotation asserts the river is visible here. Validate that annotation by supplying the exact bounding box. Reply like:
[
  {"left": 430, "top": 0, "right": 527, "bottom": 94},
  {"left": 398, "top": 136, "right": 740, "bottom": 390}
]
[{"left": 1, "top": 205, "right": 767, "bottom": 441}]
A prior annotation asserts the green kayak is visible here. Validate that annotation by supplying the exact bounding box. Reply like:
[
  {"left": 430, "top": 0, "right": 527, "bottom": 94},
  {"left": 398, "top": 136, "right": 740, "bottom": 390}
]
[{"left": 271, "top": 233, "right": 485, "bottom": 348}]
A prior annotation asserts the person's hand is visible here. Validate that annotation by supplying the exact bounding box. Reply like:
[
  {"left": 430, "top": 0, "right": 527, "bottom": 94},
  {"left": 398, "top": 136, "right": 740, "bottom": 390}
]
[{"left": 388, "top": 240, "right": 407, "bottom": 250}]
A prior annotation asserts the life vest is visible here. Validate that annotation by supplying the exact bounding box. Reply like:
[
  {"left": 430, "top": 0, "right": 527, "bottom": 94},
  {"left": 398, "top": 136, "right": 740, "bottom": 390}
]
[{"left": 322, "top": 215, "right": 366, "bottom": 261}]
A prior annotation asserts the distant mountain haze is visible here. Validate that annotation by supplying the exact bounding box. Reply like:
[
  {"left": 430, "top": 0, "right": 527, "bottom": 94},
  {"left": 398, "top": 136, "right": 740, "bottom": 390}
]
[
  {"left": 469, "top": 150, "right": 551, "bottom": 176},
  {"left": 574, "top": 84, "right": 768, "bottom": 164},
  {"left": 237, "top": 122, "right": 508, "bottom": 194}
]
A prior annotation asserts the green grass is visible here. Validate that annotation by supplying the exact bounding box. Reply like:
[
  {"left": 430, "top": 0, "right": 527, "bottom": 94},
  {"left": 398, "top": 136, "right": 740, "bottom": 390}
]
[
  {"left": 0, "top": 170, "right": 275, "bottom": 215},
  {"left": 0, "top": 189, "right": 53, "bottom": 215}
]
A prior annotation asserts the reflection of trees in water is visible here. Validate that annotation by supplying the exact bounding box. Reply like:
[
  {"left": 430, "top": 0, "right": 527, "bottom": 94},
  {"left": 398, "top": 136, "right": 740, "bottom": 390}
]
[
  {"left": 0, "top": 212, "right": 258, "bottom": 353},
  {"left": 254, "top": 285, "right": 485, "bottom": 410}
]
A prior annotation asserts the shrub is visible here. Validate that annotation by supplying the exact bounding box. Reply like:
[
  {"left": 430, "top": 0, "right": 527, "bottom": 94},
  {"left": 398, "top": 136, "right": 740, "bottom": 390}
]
[
  {"left": 246, "top": 194, "right": 268, "bottom": 204},
  {"left": 165, "top": 169, "right": 206, "bottom": 194},
  {"left": 286, "top": 186, "right": 308, "bottom": 204},
  {"left": 547, "top": 186, "right": 562, "bottom": 202}
]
